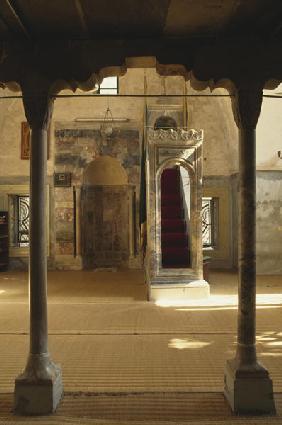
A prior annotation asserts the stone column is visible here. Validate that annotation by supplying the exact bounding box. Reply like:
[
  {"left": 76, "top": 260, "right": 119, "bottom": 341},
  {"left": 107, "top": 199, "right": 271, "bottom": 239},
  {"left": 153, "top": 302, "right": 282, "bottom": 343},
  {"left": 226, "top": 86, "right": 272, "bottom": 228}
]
[
  {"left": 224, "top": 83, "right": 275, "bottom": 414},
  {"left": 14, "top": 86, "right": 63, "bottom": 415}
]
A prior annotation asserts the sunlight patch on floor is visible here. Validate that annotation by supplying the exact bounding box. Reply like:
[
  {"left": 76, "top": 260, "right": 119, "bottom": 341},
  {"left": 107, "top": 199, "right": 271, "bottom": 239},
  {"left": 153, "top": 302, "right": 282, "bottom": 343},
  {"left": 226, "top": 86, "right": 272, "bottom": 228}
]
[
  {"left": 156, "top": 293, "right": 282, "bottom": 308},
  {"left": 168, "top": 337, "right": 211, "bottom": 350}
]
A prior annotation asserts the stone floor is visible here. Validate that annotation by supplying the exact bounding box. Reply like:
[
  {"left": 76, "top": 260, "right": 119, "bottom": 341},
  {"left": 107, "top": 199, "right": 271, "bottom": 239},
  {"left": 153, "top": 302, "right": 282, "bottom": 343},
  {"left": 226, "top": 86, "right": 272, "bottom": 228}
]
[{"left": 0, "top": 269, "right": 281, "bottom": 424}]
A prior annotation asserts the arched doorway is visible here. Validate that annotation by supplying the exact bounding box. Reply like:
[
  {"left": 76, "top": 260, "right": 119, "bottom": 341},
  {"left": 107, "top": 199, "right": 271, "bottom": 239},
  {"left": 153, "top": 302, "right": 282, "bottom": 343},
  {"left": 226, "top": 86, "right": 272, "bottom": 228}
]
[
  {"left": 81, "top": 156, "right": 130, "bottom": 269},
  {"left": 161, "top": 164, "right": 191, "bottom": 268}
]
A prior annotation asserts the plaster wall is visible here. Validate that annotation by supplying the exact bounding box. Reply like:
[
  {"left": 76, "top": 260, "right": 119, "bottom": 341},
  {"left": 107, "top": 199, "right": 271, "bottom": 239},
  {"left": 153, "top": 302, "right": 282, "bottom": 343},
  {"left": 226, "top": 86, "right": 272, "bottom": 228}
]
[
  {"left": 0, "top": 97, "right": 30, "bottom": 177},
  {"left": 256, "top": 171, "right": 282, "bottom": 274},
  {"left": 257, "top": 84, "right": 282, "bottom": 171},
  {"left": 255, "top": 86, "right": 282, "bottom": 274},
  {"left": 185, "top": 83, "right": 238, "bottom": 176}
]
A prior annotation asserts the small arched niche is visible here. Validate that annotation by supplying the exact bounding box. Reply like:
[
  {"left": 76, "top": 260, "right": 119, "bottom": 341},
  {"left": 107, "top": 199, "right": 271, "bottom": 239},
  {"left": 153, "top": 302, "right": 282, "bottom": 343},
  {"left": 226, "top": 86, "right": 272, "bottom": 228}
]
[
  {"left": 160, "top": 163, "right": 192, "bottom": 269},
  {"left": 154, "top": 115, "right": 177, "bottom": 130},
  {"left": 84, "top": 155, "right": 128, "bottom": 185}
]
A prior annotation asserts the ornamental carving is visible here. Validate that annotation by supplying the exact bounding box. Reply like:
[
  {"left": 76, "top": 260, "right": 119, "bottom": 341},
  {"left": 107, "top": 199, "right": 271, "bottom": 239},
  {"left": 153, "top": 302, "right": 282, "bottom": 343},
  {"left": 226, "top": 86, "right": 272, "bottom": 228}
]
[
  {"left": 22, "top": 91, "right": 54, "bottom": 130},
  {"left": 147, "top": 128, "right": 203, "bottom": 144},
  {"left": 231, "top": 83, "right": 264, "bottom": 130}
]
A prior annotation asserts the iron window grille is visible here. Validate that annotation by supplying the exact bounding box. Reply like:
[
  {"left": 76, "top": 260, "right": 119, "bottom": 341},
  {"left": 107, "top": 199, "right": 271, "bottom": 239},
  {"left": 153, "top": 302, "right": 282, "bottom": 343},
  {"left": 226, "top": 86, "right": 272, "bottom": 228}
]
[
  {"left": 17, "top": 195, "right": 30, "bottom": 247},
  {"left": 202, "top": 197, "right": 218, "bottom": 248}
]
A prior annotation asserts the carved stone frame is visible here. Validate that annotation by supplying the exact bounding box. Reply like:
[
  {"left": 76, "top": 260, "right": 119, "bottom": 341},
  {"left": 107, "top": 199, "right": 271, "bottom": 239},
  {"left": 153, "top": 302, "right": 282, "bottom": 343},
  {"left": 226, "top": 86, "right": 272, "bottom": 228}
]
[{"left": 145, "top": 128, "right": 204, "bottom": 286}]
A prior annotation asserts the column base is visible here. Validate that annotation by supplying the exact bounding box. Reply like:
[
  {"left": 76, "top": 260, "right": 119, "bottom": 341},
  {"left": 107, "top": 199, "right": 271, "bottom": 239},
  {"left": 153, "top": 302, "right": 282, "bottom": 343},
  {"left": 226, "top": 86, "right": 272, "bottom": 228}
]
[
  {"left": 224, "top": 358, "right": 275, "bottom": 415},
  {"left": 14, "top": 353, "right": 63, "bottom": 415}
]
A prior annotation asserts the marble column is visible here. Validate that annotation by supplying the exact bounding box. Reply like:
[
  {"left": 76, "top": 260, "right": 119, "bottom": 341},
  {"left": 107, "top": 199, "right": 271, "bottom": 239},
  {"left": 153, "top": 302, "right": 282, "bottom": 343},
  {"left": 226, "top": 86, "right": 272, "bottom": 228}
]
[
  {"left": 224, "top": 84, "right": 275, "bottom": 414},
  {"left": 14, "top": 88, "right": 63, "bottom": 415}
]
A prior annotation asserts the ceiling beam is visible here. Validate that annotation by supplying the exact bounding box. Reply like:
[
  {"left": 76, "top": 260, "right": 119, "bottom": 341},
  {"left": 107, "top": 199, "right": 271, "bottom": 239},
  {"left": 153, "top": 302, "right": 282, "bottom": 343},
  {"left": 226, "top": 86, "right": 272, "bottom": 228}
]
[
  {"left": 0, "top": 13, "right": 9, "bottom": 34},
  {"left": 271, "top": 18, "right": 282, "bottom": 38},
  {"left": 74, "top": 0, "right": 89, "bottom": 37},
  {"left": 1, "top": 0, "right": 30, "bottom": 39},
  {"left": 0, "top": 37, "right": 282, "bottom": 92}
]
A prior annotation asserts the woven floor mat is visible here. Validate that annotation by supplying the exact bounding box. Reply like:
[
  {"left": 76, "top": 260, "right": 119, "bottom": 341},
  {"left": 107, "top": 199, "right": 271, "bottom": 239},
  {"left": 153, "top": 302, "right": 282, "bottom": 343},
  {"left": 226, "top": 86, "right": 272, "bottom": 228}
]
[
  {"left": 0, "top": 270, "right": 147, "bottom": 304},
  {"left": 0, "top": 302, "right": 281, "bottom": 335},
  {"left": 0, "top": 334, "right": 281, "bottom": 394},
  {"left": 0, "top": 393, "right": 282, "bottom": 424},
  {"left": 1, "top": 271, "right": 282, "bottom": 304}
]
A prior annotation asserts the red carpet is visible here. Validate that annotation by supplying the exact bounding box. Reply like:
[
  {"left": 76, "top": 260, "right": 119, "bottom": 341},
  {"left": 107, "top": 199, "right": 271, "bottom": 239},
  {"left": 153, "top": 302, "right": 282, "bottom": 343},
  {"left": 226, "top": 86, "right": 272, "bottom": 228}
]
[{"left": 161, "top": 168, "right": 190, "bottom": 268}]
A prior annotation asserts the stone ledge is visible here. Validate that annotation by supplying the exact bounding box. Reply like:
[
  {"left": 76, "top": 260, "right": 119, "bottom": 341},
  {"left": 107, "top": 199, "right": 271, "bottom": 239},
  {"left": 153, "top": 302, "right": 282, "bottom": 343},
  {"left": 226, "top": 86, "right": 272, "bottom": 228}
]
[{"left": 149, "top": 279, "right": 210, "bottom": 302}]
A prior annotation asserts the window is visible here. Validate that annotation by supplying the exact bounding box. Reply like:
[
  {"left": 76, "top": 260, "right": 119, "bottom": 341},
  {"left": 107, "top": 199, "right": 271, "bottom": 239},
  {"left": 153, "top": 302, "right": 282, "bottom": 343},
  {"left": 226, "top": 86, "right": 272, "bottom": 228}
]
[
  {"left": 202, "top": 197, "right": 218, "bottom": 248},
  {"left": 17, "top": 196, "right": 30, "bottom": 246},
  {"left": 9, "top": 195, "right": 30, "bottom": 248},
  {"left": 97, "top": 76, "right": 118, "bottom": 95}
]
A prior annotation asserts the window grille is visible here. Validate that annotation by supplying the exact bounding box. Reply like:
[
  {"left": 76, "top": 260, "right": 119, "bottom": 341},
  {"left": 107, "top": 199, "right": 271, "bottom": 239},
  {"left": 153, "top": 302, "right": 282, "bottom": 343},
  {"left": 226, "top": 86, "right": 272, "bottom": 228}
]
[
  {"left": 202, "top": 197, "right": 218, "bottom": 248},
  {"left": 17, "top": 196, "right": 30, "bottom": 247}
]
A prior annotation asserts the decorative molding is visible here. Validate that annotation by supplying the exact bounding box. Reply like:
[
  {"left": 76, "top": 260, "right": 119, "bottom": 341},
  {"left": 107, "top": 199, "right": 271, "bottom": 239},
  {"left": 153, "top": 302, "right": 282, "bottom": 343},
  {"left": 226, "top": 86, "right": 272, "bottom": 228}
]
[
  {"left": 147, "top": 128, "right": 203, "bottom": 143},
  {"left": 0, "top": 184, "right": 29, "bottom": 195}
]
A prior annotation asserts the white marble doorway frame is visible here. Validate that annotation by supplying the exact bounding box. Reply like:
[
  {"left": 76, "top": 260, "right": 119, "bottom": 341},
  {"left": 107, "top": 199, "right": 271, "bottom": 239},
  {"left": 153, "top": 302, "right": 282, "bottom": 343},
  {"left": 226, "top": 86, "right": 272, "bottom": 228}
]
[{"left": 145, "top": 128, "right": 209, "bottom": 301}]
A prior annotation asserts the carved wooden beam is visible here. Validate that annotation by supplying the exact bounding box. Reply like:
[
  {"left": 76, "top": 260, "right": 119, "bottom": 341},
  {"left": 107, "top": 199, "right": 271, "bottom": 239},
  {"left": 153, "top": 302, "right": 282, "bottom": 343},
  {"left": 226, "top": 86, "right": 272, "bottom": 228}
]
[
  {"left": 0, "top": 0, "right": 30, "bottom": 39},
  {"left": 0, "top": 37, "right": 281, "bottom": 92},
  {"left": 73, "top": 0, "right": 89, "bottom": 37}
]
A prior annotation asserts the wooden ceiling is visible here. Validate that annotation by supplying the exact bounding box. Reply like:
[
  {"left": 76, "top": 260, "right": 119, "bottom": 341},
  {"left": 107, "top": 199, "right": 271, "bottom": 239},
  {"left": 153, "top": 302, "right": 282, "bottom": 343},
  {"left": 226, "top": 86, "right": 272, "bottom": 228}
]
[{"left": 0, "top": 0, "right": 281, "bottom": 41}]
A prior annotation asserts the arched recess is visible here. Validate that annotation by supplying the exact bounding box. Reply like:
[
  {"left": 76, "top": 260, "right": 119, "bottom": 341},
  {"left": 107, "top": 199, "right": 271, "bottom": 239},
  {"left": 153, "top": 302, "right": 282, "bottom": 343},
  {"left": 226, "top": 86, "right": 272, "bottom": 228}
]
[
  {"left": 81, "top": 156, "right": 130, "bottom": 269},
  {"left": 154, "top": 115, "right": 177, "bottom": 130},
  {"left": 155, "top": 157, "right": 197, "bottom": 273},
  {"left": 84, "top": 156, "right": 128, "bottom": 186}
]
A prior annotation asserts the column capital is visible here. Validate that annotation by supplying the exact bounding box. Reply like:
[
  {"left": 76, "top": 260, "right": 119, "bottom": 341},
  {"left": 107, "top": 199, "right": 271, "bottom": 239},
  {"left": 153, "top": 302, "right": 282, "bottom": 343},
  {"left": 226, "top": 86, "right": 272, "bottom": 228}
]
[
  {"left": 231, "top": 81, "right": 264, "bottom": 130},
  {"left": 21, "top": 78, "right": 54, "bottom": 130},
  {"left": 22, "top": 90, "right": 54, "bottom": 131}
]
